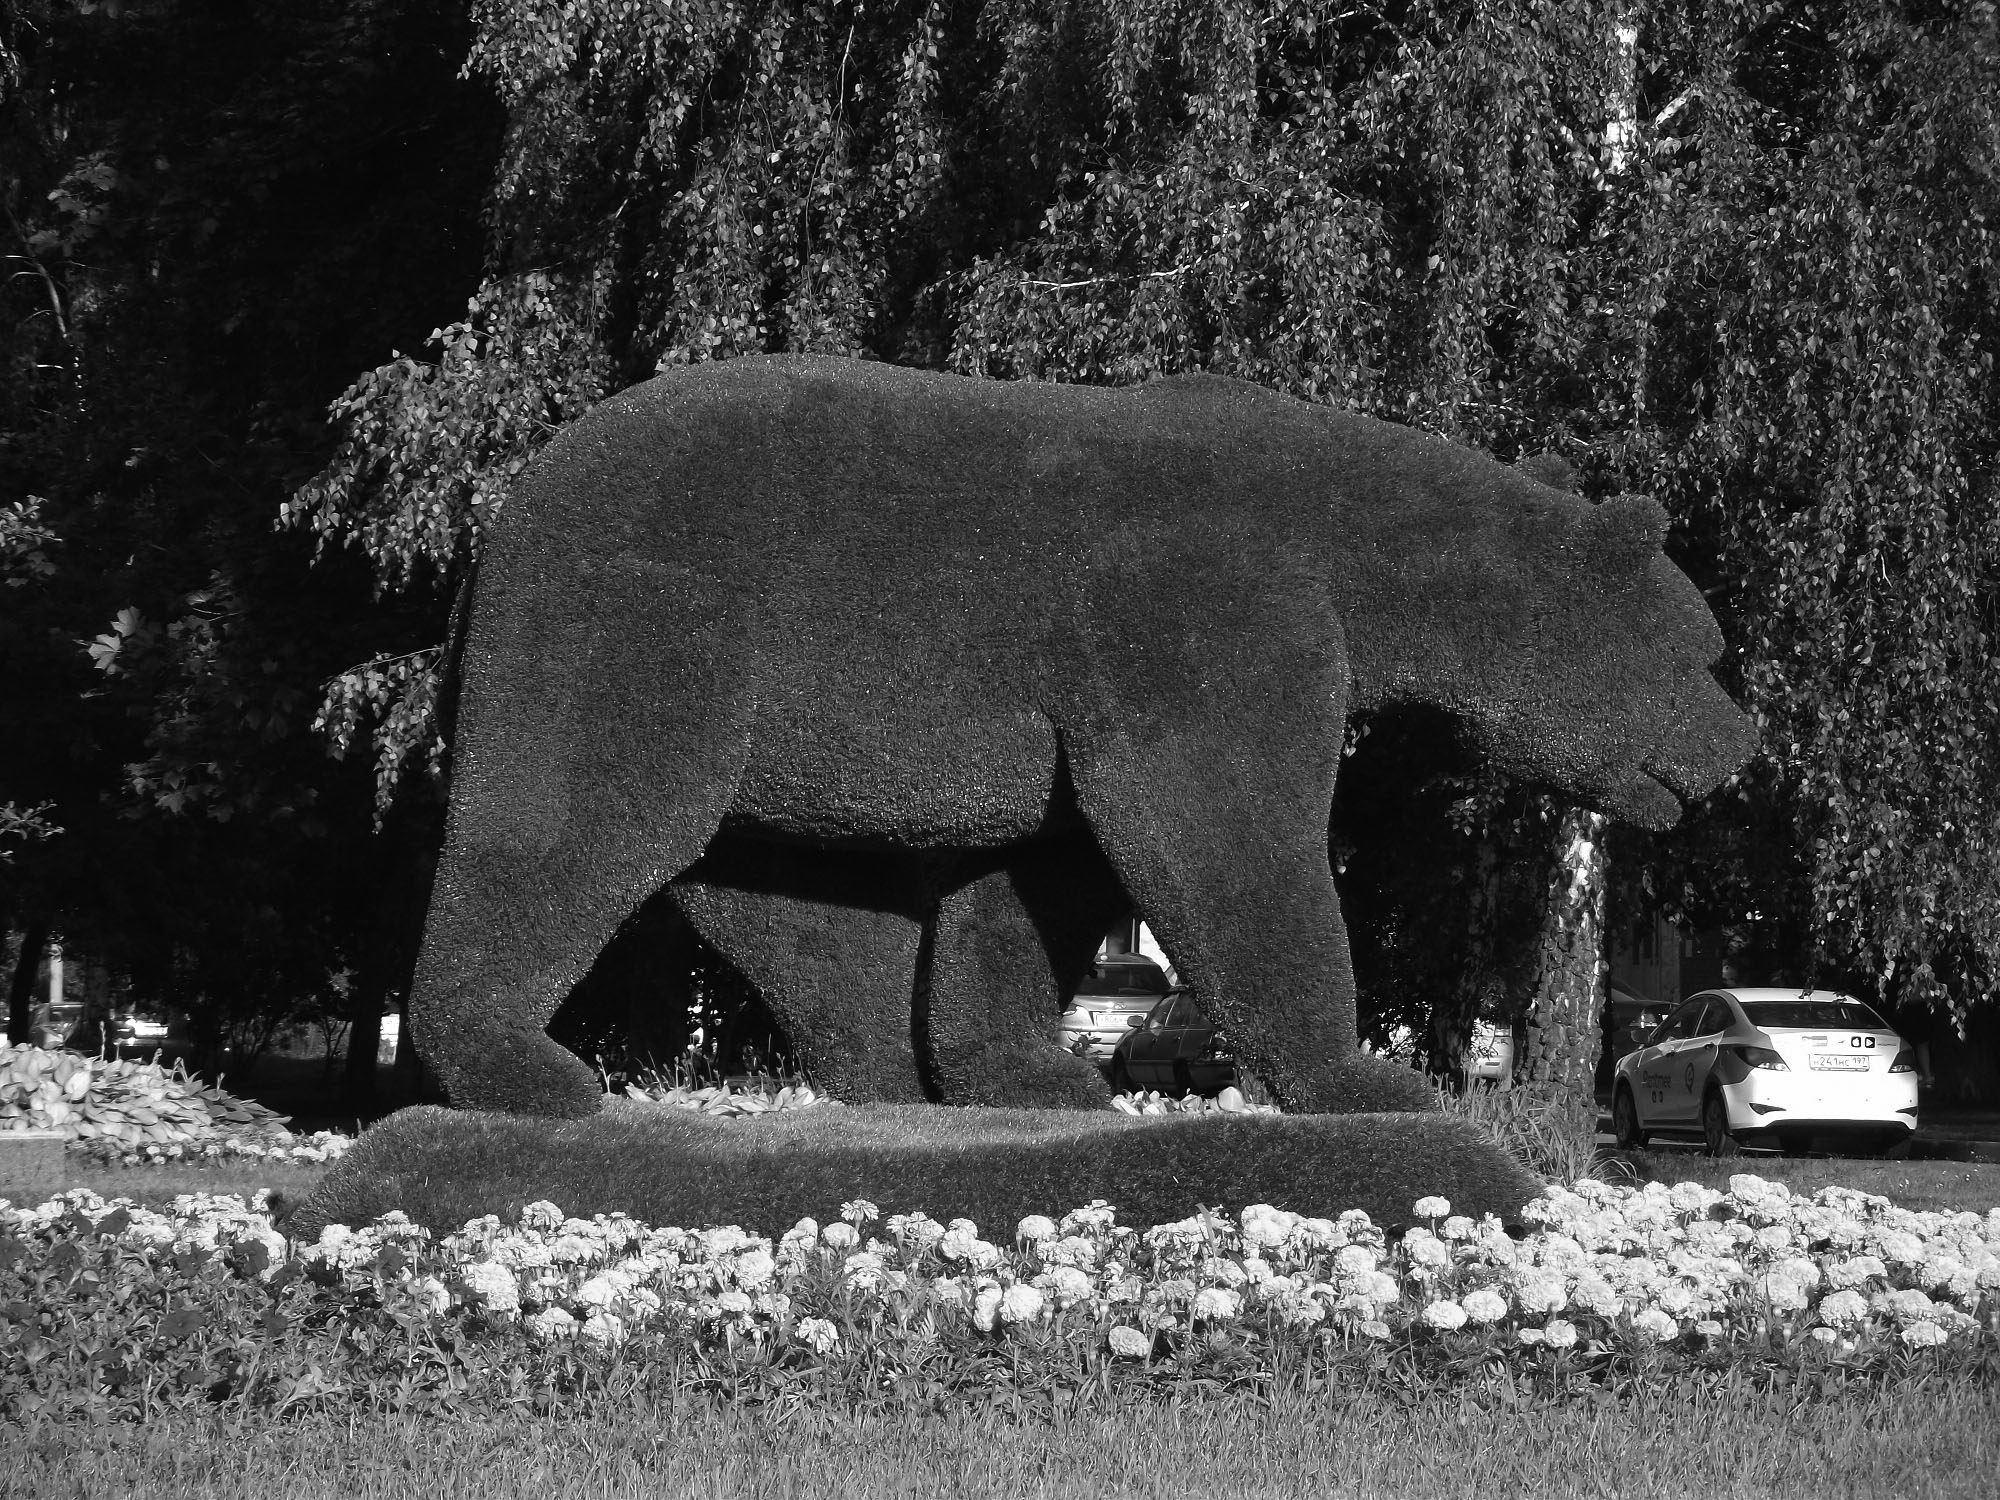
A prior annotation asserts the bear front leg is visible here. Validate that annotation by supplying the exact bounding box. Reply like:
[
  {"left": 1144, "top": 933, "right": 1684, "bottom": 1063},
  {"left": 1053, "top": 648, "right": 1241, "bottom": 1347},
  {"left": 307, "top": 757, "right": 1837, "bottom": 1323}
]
[
  {"left": 1055, "top": 548, "right": 1433, "bottom": 1116},
  {"left": 922, "top": 836, "right": 1126, "bottom": 1109}
]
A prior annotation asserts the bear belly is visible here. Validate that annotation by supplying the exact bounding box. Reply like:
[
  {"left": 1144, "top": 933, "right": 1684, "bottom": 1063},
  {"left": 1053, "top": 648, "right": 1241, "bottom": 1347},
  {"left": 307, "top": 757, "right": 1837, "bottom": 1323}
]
[{"left": 720, "top": 702, "right": 1068, "bottom": 850}]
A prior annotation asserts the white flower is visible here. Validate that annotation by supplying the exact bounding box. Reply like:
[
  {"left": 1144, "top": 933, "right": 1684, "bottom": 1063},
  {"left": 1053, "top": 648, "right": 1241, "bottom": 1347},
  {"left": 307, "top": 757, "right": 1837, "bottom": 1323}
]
[
  {"left": 838, "top": 1250, "right": 883, "bottom": 1290},
  {"left": 1413, "top": 1196, "right": 1451, "bottom": 1220},
  {"left": 1630, "top": 1308, "right": 1678, "bottom": 1343},
  {"left": 1461, "top": 1287, "right": 1508, "bottom": 1325},
  {"left": 1420, "top": 1300, "right": 1467, "bottom": 1331},
  {"left": 1107, "top": 1325, "right": 1152, "bottom": 1358},
  {"left": 716, "top": 1290, "right": 754, "bottom": 1316},
  {"left": 840, "top": 1199, "right": 880, "bottom": 1227},
  {"left": 1808, "top": 1326, "right": 1838, "bottom": 1345},
  {"left": 1276, "top": 1292, "right": 1326, "bottom": 1328},
  {"left": 580, "top": 1311, "right": 626, "bottom": 1347},
  {"left": 519, "top": 1201, "right": 565, "bottom": 1232},
  {"left": 820, "top": 1222, "right": 859, "bottom": 1251},
  {"left": 972, "top": 1283, "right": 1004, "bottom": 1333},
  {"left": 524, "top": 1307, "right": 577, "bottom": 1341},
  {"left": 1757, "top": 1274, "right": 1809, "bottom": 1314},
  {"left": 1540, "top": 1319, "right": 1579, "bottom": 1350},
  {"left": 1041, "top": 1235, "right": 1099, "bottom": 1270},
  {"left": 1000, "top": 1283, "right": 1047, "bottom": 1324},
  {"left": 1695, "top": 1319, "right": 1725, "bottom": 1340},
  {"left": 1826, "top": 1255, "right": 1887, "bottom": 1290},
  {"left": 731, "top": 1247, "right": 776, "bottom": 1290},
  {"left": 795, "top": 1316, "right": 840, "bottom": 1355},
  {"left": 1439, "top": 1215, "right": 1477, "bottom": 1243},
  {"left": 411, "top": 1277, "right": 452, "bottom": 1316},
  {"left": 1359, "top": 1319, "right": 1392, "bottom": 1340},
  {"left": 1040, "top": 1265, "right": 1094, "bottom": 1309},
  {"left": 1899, "top": 1321, "right": 1948, "bottom": 1348},
  {"left": 1881, "top": 1288, "right": 1938, "bottom": 1325},
  {"left": 1334, "top": 1245, "right": 1378, "bottom": 1278},
  {"left": 1402, "top": 1231, "right": 1450, "bottom": 1272},
  {"left": 1191, "top": 1287, "right": 1241, "bottom": 1322},
  {"left": 574, "top": 1275, "right": 621, "bottom": 1309},
  {"left": 460, "top": 1262, "right": 520, "bottom": 1317},
  {"left": 1017, "top": 1215, "right": 1058, "bottom": 1244},
  {"left": 1513, "top": 1269, "right": 1568, "bottom": 1316},
  {"left": 1240, "top": 1204, "right": 1300, "bottom": 1249},
  {"left": 1516, "top": 1327, "right": 1545, "bottom": 1347},
  {"left": 1569, "top": 1276, "right": 1622, "bottom": 1318}
]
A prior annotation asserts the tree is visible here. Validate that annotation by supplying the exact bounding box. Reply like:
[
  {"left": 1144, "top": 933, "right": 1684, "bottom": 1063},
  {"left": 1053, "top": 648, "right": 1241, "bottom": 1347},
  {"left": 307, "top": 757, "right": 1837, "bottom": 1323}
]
[
  {"left": 1, "top": 0, "right": 499, "bottom": 1085},
  {"left": 293, "top": 0, "right": 2000, "bottom": 1089}
]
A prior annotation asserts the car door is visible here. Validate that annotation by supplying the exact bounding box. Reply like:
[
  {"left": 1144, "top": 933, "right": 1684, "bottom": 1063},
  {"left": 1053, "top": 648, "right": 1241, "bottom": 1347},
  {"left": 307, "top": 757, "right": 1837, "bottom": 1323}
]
[
  {"left": 1670, "top": 997, "right": 1735, "bottom": 1120},
  {"left": 1630, "top": 1000, "right": 1705, "bottom": 1126},
  {"left": 1127, "top": 995, "right": 1182, "bottom": 1087}
]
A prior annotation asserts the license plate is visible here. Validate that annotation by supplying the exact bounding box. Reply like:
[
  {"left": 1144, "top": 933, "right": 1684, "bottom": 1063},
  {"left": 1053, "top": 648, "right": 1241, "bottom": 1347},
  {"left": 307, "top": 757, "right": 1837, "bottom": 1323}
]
[{"left": 1810, "top": 1055, "right": 1870, "bottom": 1072}]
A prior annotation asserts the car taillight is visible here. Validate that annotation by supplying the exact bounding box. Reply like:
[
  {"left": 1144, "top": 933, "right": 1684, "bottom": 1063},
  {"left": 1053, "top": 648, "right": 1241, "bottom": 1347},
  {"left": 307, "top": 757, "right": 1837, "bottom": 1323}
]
[
  {"left": 1202, "top": 1029, "right": 1231, "bottom": 1057},
  {"left": 1732, "top": 1045, "right": 1789, "bottom": 1071},
  {"left": 1889, "top": 1047, "right": 1917, "bottom": 1073}
]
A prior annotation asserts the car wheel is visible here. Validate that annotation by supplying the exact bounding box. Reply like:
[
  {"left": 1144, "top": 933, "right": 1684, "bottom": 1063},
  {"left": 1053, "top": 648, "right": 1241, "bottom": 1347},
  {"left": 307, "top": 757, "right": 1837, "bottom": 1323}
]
[
  {"left": 1171, "top": 1059, "right": 1195, "bottom": 1097},
  {"left": 1701, "top": 1089, "right": 1740, "bottom": 1158},
  {"left": 1612, "top": 1085, "right": 1648, "bottom": 1150},
  {"left": 1109, "top": 1060, "right": 1133, "bottom": 1096}
]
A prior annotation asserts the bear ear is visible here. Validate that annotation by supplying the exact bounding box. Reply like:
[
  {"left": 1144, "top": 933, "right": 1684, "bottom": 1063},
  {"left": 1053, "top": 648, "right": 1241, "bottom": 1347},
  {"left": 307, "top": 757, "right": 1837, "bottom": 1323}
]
[{"left": 1577, "top": 493, "right": 1670, "bottom": 574}]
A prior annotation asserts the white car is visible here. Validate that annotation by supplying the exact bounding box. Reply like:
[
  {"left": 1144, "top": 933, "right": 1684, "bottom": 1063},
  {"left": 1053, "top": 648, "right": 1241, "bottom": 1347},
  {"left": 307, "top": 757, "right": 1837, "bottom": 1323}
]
[{"left": 1611, "top": 988, "right": 1918, "bottom": 1157}]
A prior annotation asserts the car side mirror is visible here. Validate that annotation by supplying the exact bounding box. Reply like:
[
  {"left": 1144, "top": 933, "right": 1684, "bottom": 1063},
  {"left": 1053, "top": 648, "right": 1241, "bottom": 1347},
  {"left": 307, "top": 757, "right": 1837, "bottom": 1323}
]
[
  {"left": 1127, "top": 1015, "right": 1145, "bottom": 1028},
  {"left": 1639, "top": 1012, "right": 1662, "bottom": 1031}
]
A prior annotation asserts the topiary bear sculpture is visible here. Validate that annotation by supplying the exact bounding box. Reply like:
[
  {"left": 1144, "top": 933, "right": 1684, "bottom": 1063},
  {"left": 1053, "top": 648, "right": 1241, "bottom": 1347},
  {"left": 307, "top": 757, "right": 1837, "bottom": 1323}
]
[{"left": 411, "top": 356, "right": 1754, "bottom": 1119}]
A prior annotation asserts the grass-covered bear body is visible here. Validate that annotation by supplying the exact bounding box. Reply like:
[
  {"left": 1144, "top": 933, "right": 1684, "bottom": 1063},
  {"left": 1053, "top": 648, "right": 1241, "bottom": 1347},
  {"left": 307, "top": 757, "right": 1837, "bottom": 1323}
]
[{"left": 414, "top": 355, "right": 1753, "bottom": 1118}]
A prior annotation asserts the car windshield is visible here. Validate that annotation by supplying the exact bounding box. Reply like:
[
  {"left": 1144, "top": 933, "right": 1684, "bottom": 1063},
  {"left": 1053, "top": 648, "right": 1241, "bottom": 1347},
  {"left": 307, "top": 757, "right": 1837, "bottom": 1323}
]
[
  {"left": 1075, "top": 963, "right": 1169, "bottom": 997},
  {"left": 1741, "top": 1000, "right": 1890, "bottom": 1030}
]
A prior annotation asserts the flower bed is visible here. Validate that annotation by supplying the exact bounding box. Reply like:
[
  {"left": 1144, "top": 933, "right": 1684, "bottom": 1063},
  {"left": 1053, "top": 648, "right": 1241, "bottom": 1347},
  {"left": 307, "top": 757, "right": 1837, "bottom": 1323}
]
[{"left": 2, "top": 1173, "right": 1997, "bottom": 1423}]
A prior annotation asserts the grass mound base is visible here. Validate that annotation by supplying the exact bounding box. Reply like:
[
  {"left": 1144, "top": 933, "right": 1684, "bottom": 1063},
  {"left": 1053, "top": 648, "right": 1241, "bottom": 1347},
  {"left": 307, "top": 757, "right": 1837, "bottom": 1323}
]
[{"left": 286, "top": 1100, "right": 1542, "bottom": 1240}]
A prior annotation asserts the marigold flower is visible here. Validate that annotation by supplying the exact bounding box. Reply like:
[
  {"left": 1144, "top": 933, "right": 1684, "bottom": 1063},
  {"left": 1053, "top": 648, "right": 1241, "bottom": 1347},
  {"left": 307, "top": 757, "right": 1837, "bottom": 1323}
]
[
  {"left": 524, "top": 1307, "right": 576, "bottom": 1341},
  {"left": 1016, "top": 1215, "right": 1058, "bottom": 1243},
  {"left": 1420, "top": 1300, "right": 1467, "bottom": 1331},
  {"left": 1413, "top": 1196, "right": 1451, "bottom": 1220},
  {"left": 1900, "top": 1320, "right": 1947, "bottom": 1348},
  {"left": 1630, "top": 1308, "right": 1677, "bottom": 1343},
  {"left": 972, "top": 1283, "right": 1004, "bottom": 1332},
  {"left": 1461, "top": 1288, "right": 1508, "bottom": 1325},
  {"left": 460, "top": 1262, "right": 520, "bottom": 1317},
  {"left": 1107, "top": 1325, "right": 1152, "bottom": 1358},
  {"left": 796, "top": 1316, "right": 840, "bottom": 1354},
  {"left": 1191, "top": 1287, "right": 1241, "bottom": 1322},
  {"left": 1359, "top": 1319, "right": 1392, "bottom": 1340},
  {"left": 1541, "top": 1319, "right": 1579, "bottom": 1349},
  {"left": 519, "top": 1201, "right": 565, "bottom": 1232},
  {"left": 820, "top": 1222, "right": 859, "bottom": 1251}
]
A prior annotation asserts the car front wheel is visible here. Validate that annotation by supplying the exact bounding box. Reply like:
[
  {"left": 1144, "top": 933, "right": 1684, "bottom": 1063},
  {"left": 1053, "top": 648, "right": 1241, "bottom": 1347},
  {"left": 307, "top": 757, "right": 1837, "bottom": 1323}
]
[
  {"left": 1701, "top": 1090, "right": 1740, "bottom": 1158},
  {"left": 1612, "top": 1085, "right": 1648, "bottom": 1150}
]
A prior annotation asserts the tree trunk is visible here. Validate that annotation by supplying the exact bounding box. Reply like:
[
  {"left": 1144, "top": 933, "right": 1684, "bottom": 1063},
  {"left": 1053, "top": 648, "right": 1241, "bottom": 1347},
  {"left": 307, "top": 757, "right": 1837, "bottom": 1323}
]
[
  {"left": 6, "top": 921, "right": 48, "bottom": 1045},
  {"left": 1519, "top": 807, "right": 1610, "bottom": 1090}
]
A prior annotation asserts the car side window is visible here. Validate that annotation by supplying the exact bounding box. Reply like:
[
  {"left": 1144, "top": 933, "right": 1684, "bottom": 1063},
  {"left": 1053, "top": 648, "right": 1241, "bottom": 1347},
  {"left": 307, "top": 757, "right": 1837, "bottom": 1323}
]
[
  {"left": 1692, "top": 999, "right": 1732, "bottom": 1037},
  {"left": 1650, "top": 1000, "right": 1706, "bottom": 1045}
]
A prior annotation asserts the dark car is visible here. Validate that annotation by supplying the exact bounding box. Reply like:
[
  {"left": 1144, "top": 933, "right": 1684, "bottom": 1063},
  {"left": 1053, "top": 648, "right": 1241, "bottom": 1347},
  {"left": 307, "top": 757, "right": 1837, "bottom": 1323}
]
[
  {"left": 1059, "top": 953, "right": 1173, "bottom": 1064},
  {"left": 1108, "top": 990, "right": 1233, "bottom": 1096}
]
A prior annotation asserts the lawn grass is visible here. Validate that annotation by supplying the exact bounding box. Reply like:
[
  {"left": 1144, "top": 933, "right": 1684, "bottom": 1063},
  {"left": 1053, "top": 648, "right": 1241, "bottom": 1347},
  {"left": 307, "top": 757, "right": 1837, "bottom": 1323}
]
[
  {"left": 0, "top": 1155, "right": 331, "bottom": 1216},
  {"left": 1619, "top": 1153, "right": 2000, "bottom": 1215},
  {"left": 284, "top": 1099, "right": 1546, "bottom": 1241},
  {"left": 6, "top": 1377, "right": 1994, "bottom": 1499}
]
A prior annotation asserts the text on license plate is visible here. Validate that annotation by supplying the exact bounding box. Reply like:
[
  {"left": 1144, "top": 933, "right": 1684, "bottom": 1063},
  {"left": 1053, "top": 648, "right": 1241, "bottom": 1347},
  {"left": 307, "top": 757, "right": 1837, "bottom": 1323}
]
[{"left": 1810, "top": 1055, "right": 1871, "bottom": 1072}]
